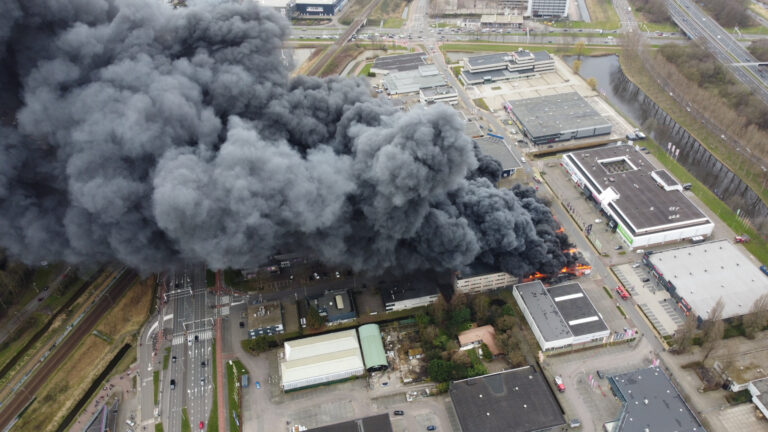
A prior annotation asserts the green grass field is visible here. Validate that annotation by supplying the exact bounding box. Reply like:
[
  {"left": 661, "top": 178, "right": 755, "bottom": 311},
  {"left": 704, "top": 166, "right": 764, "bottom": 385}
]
[
  {"left": 472, "top": 98, "right": 490, "bottom": 111},
  {"left": 153, "top": 370, "right": 159, "bottom": 405},
  {"left": 358, "top": 63, "right": 373, "bottom": 76},
  {"left": 155, "top": 423, "right": 164, "bottom": 432}
]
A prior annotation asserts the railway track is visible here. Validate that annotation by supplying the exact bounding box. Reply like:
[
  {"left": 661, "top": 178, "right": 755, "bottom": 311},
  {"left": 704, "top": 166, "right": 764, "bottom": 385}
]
[
  {"left": 306, "top": 0, "right": 386, "bottom": 76},
  {"left": 0, "top": 268, "right": 138, "bottom": 430}
]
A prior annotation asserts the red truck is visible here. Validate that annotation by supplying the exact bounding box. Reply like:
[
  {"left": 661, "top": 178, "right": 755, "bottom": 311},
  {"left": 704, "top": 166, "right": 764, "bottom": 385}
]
[{"left": 616, "top": 285, "right": 630, "bottom": 299}]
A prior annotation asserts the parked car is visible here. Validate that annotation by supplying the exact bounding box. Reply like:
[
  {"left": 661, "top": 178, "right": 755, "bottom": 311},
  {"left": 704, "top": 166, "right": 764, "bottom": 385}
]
[
  {"left": 239, "top": 321, "right": 245, "bottom": 328},
  {"left": 427, "top": 426, "right": 436, "bottom": 431},
  {"left": 394, "top": 410, "right": 405, "bottom": 416},
  {"left": 641, "top": 278, "right": 651, "bottom": 283},
  {"left": 596, "top": 370, "right": 604, "bottom": 379},
  {"left": 569, "top": 418, "right": 582, "bottom": 428},
  {"left": 554, "top": 375, "right": 565, "bottom": 392},
  {"left": 255, "top": 381, "right": 261, "bottom": 389}
]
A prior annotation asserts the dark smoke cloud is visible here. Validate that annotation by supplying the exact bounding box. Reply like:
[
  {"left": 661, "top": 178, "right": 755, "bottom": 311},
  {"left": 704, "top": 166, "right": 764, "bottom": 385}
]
[{"left": 0, "top": 0, "right": 574, "bottom": 276}]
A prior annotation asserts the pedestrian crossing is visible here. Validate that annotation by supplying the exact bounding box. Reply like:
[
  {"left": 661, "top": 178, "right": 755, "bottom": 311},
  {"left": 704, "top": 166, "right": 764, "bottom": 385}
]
[{"left": 172, "top": 329, "right": 213, "bottom": 345}]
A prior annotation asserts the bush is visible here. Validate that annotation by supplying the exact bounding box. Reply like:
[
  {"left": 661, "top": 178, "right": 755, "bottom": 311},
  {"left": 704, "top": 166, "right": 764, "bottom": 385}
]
[{"left": 480, "top": 343, "right": 493, "bottom": 361}]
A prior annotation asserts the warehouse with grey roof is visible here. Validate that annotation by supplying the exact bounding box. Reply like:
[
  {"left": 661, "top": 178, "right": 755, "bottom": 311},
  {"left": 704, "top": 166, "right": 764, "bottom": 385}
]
[
  {"left": 450, "top": 366, "right": 565, "bottom": 432},
  {"left": 562, "top": 143, "right": 714, "bottom": 249},
  {"left": 513, "top": 281, "right": 609, "bottom": 350},
  {"left": 474, "top": 136, "right": 521, "bottom": 178},
  {"left": 371, "top": 52, "right": 426, "bottom": 75},
  {"left": 607, "top": 367, "right": 704, "bottom": 432},
  {"left": 505, "top": 92, "right": 611, "bottom": 145}
]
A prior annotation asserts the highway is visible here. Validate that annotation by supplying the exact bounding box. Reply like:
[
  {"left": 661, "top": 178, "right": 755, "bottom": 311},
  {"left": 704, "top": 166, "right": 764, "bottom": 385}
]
[
  {"left": 0, "top": 269, "right": 137, "bottom": 431},
  {"left": 666, "top": 0, "right": 768, "bottom": 105},
  {"left": 162, "top": 266, "right": 213, "bottom": 432}
]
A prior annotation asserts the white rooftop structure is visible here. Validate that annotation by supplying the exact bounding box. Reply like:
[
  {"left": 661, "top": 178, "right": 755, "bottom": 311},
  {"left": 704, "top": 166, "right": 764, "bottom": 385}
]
[
  {"left": 280, "top": 329, "right": 365, "bottom": 391},
  {"left": 646, "top": 240, "right": 768, "bottom": 319},
  {"left": 382, "top": 64, "right": 446, "bottom": 95}
]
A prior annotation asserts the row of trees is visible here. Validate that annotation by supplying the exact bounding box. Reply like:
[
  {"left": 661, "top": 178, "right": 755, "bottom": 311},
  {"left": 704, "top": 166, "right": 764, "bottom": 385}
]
[
  {"left": 671, "top": 294, "right": 768, "bottom": 356},
  {"left": 700, "top": 0, "right": 753, "bottom": 28},
  {"left": 630, "top": 0, "right": 671, "bottom": 23}
]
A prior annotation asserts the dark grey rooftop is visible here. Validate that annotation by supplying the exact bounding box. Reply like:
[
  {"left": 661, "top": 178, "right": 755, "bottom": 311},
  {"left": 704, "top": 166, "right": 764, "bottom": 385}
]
[
  {"left": 547, "top": 283, "right": 609, "bottom": 337},
  {"left": 514, "top": 281, "right": 572, "bottom": 342},
  {"left": 465, "top": 52, "right": 512, "bottom": 68},
  {"left": 306, "top": 414, "right": 393, "bottom": 432},
  {"left": 379, "top": 273, "right": 441, "bottom": 304},
  {"left": 461, "top": 67, "right": 537, "bottom": 84},
  {"left": 372, "top": 52, "right": 426, "bottom": 72},
  {"left": 464, "top": 121, "right": 484, "bottom": 138},
  {"left": 450, "top": 366, "right": 565, "bottom": 432},
  {"left": 475, "top": 136, "right": 522, "bottom": 170},
  {"left": 508, "top": 92, "right": 611, "bottom": 139},
  {"left": 532, "top": 51, "right": 552, "bottom": 61},
  {"left": 312, "top": 289, "right": 354, "bottom": 319},
  {"left": 652, "top": 169, "right": 679, "bottom": 188},
  {"left": 610, "top": 367, "right": 704, "bottom": 432},
  {"left": 566, "top": 144, "right": 710, "bottom": 234}
]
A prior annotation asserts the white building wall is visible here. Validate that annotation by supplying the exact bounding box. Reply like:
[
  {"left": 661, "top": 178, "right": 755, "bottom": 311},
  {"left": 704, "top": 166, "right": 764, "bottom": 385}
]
[
  {"left": 456, "top": 272, "right": 516, "bottom": 294},
  {"left": 513, "top": 287, "right": 572, "bottom": 350},
  {"left": 385, "top": 294, "right": 438, "bottom": 312},
  {"left": 749, "top": 381, "right": 768, "bottom": 418},
  {"left": 282, "top": 366, "right": 364, "bottom": 390}
]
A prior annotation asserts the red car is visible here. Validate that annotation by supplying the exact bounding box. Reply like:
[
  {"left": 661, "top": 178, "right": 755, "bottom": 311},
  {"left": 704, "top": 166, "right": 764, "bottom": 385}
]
[
  {"left": 199, "top": 421, "right": 204, "bottom": 430},
  {"left": 554, "top": 375, "right": 565, "bottom": 392}
]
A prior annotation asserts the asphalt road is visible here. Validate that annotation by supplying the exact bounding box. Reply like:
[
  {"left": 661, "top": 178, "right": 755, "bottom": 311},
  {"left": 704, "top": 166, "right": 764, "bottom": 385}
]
[
  {"left": 0, "top": 269, "right": 137, "bottom": 431},
  {"left": 666, "top": 0, "right": 768, "bottom": 105},
  {"left": 163, "top": 265, "right": 213, "bottom": 432}
]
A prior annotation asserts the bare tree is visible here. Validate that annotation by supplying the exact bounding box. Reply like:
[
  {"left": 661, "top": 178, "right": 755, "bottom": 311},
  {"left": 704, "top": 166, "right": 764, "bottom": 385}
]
[
  {"left": 586, "top": 77, "right": 597, "bottom": 91},
  {"left": 572, "top": 59, "right": 582, "bottom": 74},
  {"left": 702, "top": 297, "right": 725, "bottom": 360},
  {"left": 743, "top": 293, "right": 768, "bottom": 339},
  {"left": 672, "top": 312, "right": 698, "bottom": 354}
]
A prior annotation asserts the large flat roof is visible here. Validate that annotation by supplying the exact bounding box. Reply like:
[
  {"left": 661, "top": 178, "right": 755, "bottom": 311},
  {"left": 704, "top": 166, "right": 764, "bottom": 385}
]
[
  {"left": 547, "top": 282, "right": 609, "bottom": 336},
  {"left": 566, "top": 144, "right": 710, "bottom": 234},
  {"left": 450, "top": 366, "right": 565, "bottom": 432},
  {"left": 382, "top": 65, "right": 445, "bottom": 94},
  {"left": 610, "top": 367, "right": 704, "bottom": 432},
  {"left": 281, "top": 330, "right": 364, "bottom": 387},
  {"left": 379, "top": 273, "right": 441, "bottom": 304},
  {"left": 475, "top": 136, "right": 522, "bottom": 170},
  {"left": 306, "top": 414, "right": 393, "bottom": 432},
  {"left": 647, "top": 240, "right": 768, "bottom": 319},
  {"left": 373, "top": 53, "right": 426, "bottom": 72},
  {"left": 514, "top": 281, "right": 572, "bottom": 342},
  {"left": 508, "top": 92, "right": 611, "bottom": 139},
  {"left": 466, "top": 52, "right": 512, "bottom": 68}
]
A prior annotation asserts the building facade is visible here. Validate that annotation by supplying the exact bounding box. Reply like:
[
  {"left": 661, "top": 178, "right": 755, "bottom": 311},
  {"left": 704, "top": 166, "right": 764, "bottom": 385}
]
[
  {"left": 455, "top": 271, "right": 516, "bottom": 294},
  {"left": 460, "top": 49, "right": 555, "bottom": 85},
  {"left": 295, "top": 0, "right": 346, "bottom": 15},
  {"left": 528, "top": 0, "right": 569, "bottom": 17}
]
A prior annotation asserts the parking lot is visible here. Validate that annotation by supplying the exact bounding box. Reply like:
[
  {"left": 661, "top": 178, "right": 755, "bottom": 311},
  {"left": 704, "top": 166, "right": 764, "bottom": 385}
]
[{"left": 613, "top": 263, "right": 683, "bottom": 337}]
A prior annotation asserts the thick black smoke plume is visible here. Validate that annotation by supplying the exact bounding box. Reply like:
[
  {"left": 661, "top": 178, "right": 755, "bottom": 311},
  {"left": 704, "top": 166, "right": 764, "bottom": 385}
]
[{"left": 0, "top": 0, "right": 574, "bottom": 276}]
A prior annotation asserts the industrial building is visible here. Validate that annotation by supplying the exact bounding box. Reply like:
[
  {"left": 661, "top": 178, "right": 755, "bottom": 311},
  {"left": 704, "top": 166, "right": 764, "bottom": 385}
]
[
  {"left": 480, "top": 14, "right": 524, "bottom": 28},
  {"left": 459, "top": 49, "right": 554, "bottom": 85},
  {"left": 280, "top": 330, "right": 365, "bottom": 391},
  {"left": 306, "top": 414, "right": 393, "bottom": 432},
  {"left": 309, "top": 289, "right": 356, "bottom": 324},
  {"left": 513, "top": 281, "right": 609, "bottom": 351},
  {"left": 529, "top": 0, "right": 569, "bottom": 17},
  {"left": 458, "top": 325, "right": 502, "bottom": 356},
  {"left": 474, "top": 136, "right": 522, "bottom": 178},
  {"left": 419, "top": 85, "right": 458, "bottom": 105},
  {"left": 607, "top": 367, "right": 703, "bottom": 432},
  {"left": 247, "top": 301, "right": 284, "bottom": 339},
  {"left": 644, "top": 240, "right": 768, "bottom": 320},
  {"left": 371, "top": 52, "right": 426, "bottom": 75},
  {"left": 381, "top": 64, "right": 446, "bottom": 95},
  {"left": 454, "top": 266, "right": 516, "bottom": 294},
  {"left": 294, "top": 0, "right": 346, "bottom": 15},
  {"left": 450, "top": 366, "right": 565, "bottom": 432},
  {"left": 562, "top": 144, "right": 714, "bottom": 249},
  {"left": 379, "top": 275, "right": 441, "bottom": 312},
  {"left": 357, "top": 324, "right": 388, "bottom": 372},
  {"left": 506, "top": 92, "right": 611, "bottom": 145}
]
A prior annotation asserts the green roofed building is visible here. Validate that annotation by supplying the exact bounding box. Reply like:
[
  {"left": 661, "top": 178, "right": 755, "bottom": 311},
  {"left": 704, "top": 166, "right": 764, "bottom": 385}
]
[{"left": 357, "top": 324, "right": 388, "bottom": 372}]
